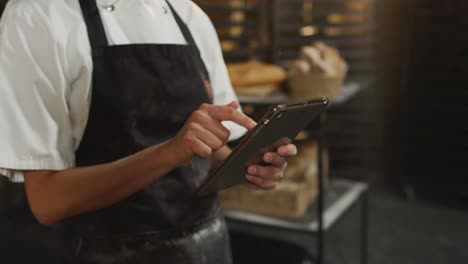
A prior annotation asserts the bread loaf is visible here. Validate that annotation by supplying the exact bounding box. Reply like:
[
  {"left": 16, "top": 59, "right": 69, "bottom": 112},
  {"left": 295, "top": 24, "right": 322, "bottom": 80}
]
[{"left": 228, "top": 61, "right": 287, "bottom": 88}]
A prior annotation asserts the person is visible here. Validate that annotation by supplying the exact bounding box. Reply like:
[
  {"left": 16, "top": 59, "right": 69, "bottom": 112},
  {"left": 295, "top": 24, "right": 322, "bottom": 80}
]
[{"left": 0, "top": 0, "right": 298, "bottom": 263}]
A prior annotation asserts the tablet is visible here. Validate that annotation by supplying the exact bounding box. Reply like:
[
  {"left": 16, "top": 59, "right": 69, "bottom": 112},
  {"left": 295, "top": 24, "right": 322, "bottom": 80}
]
[{"left": 197, "top": 97, "right": 329, "bottom": 196}]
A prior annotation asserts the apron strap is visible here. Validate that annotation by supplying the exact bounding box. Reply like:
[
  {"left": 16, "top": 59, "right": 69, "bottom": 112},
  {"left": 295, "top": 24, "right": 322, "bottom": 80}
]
[
  {"left": 165, "top": 0, "right": 201, "bottom": 57},
  {"left": 0, "top": 0, "right": 8, "bottom": 18},
  {"left": 165, "top": 0, "right": 211, "bottom": 82},
  {"left": 79, "top": 0, "right": 109, "bottom": 48}
]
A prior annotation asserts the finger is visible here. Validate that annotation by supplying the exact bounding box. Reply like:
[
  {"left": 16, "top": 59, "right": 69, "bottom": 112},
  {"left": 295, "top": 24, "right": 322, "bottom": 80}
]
[
  {"left": 247, "top": 165, "right": 283, "bottom": 181},
  {"left": 193, "top": 124, "right": 224, "bottom": 151},
  {"left": 189, "top": 137, "right": 213, "bottom": 159},
  {"left": 277, "top": 144, "right": 298, "bottom": 157},
  {"left": 257, "top": 138, "right": 290, "bottom": 159},
  {"left": 245, "top": 174, "right": 277, "bottom": 190},
  {"left": 263, "top": 152, "right": 286, "bottom": 167},
  {"left": 205, "top": 105, "right": 256, "bottom": 130},
  {"left": 193, "top": 111, "right": 231, "bottom": 143},
  {"left": 226, "top": 101, "right": 240, "bottom": 109},
  {"left": 271, "top": 137, "right": 292, "bottom": 149}
]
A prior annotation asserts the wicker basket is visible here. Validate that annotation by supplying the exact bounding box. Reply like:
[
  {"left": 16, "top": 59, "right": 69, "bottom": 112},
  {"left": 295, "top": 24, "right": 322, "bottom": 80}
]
[{"left": 288, "top": 72, "right": 345, "bottom": 101}]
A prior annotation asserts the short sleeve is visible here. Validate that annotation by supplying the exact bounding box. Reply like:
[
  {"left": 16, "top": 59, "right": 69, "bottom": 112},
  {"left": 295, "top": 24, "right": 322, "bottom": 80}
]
[
  {"left": 0, "top": 1, "right": 77, "bottom": 173},
  {"left": 188, "top": 2, "right": 248, "bottom": 141}
]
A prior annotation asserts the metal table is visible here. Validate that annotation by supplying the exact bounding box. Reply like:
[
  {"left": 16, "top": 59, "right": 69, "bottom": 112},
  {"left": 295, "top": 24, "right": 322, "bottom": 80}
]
[{"left": 225, "top": 179, "right": 368, "bottom": 264}]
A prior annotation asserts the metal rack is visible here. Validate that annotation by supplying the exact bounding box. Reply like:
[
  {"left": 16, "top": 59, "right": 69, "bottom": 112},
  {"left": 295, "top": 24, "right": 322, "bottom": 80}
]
[
  {"left": 228, "top": 81, "right": 369, "bottom": 264},
  {"left": 195, "top": 0, "right": 377, "bottom": 74},
  {"left": 270, "top": 0, "right": 379, "bottom": 182},
  {"left": 270, "top": 0, "right": 376, "bottom": 78},
  {"left": 195, "top": 0, "right": 266, "bottom": 62}
]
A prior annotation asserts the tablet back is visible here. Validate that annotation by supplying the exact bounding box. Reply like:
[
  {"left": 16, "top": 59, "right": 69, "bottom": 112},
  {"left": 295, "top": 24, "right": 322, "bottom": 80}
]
[{"left": 198, "top": 98, "right": 329, "bottom": 196}]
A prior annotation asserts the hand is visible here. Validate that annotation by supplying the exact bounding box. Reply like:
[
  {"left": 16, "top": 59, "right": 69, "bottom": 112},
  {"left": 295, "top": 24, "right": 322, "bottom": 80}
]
[
  {"left": 245, "top": 138, "right": 298, "bottom": 190},
  {"left": 170, "top": 101, "right": 256, "bottom": 165}
]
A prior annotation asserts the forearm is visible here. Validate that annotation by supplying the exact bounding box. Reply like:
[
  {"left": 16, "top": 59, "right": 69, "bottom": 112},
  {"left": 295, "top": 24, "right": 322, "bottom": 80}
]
[
  {"left": 24, "top": 140, "right": 179, "bottom": 225},
  {"left": 22, "top": 102, "right": 256, "bottom": 226}
]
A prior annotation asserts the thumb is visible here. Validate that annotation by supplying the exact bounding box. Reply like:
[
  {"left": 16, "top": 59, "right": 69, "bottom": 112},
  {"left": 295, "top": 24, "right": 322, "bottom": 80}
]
[{"left": 226, "top": 101, "right": 240, "bottom": 109}]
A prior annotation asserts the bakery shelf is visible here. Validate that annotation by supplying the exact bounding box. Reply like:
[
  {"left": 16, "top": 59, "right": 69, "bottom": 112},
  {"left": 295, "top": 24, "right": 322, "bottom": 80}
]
[
  {"left": 231, "top": 78, "right": 371, "bottom": 264},
  {"left": 224, "top": 179, "right": 367, "bottom": 233},
  {"left": 236, "top": 78, "right": 370, "bottom": 106},
  {"left": 224, "top": 179, "right": 368, "bottom": 262}
]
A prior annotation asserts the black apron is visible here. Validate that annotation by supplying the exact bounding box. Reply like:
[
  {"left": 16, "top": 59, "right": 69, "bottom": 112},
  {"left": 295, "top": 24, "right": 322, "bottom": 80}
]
[
  {"left": 0, "top": 1, "right": 231, "bottom": 263},
  {"left": 0, "top": 1, "right": 6, "bottom": 17}
]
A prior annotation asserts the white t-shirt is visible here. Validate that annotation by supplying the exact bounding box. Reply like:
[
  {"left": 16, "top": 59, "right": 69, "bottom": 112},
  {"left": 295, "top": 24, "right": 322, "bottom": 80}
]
[{"left": 0, "top": 0, "right": 246, "bottom": 182}]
